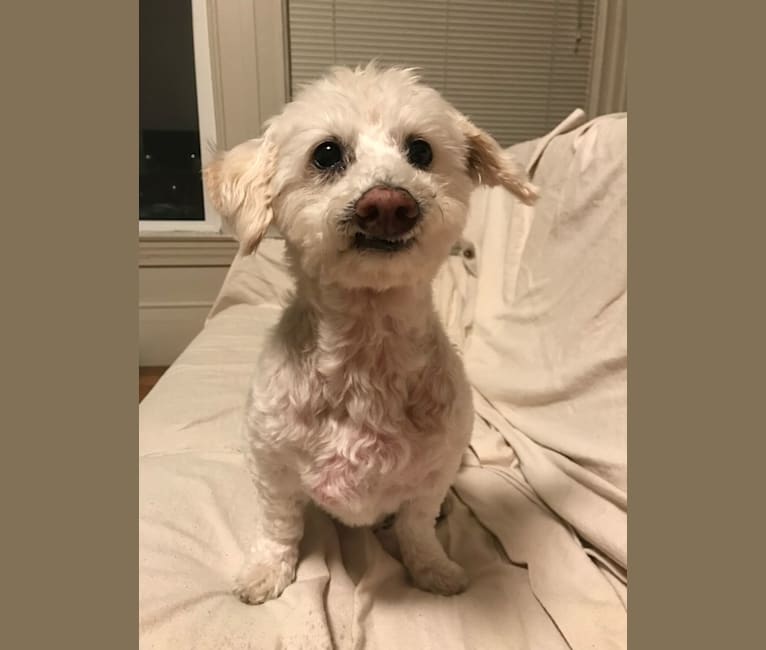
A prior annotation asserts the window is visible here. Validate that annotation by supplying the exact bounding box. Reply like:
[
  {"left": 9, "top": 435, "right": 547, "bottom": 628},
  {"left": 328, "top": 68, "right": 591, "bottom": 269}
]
[{"left": 139, "top": 0, "right": 219, "bottom": 232}]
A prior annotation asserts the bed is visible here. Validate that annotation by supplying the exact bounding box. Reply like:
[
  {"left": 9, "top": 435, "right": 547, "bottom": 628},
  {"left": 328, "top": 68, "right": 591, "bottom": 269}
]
[{"left": 139, "top": 109, "right": 627, "bottom": 650}]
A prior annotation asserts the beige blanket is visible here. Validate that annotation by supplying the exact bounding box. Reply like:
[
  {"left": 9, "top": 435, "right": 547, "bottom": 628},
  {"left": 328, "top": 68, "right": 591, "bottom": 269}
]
[{"left": 139, "top": 110, "right": 627, "bottom": 649}]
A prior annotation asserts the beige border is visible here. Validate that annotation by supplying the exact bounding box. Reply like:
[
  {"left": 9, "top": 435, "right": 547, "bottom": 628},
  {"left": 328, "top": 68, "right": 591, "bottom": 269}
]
[
  {"left": 3, "top": 2, "right": 138, "bottom": 648},
  {"left": 630, "top": 2, "right": 766, "bottom": 648}
]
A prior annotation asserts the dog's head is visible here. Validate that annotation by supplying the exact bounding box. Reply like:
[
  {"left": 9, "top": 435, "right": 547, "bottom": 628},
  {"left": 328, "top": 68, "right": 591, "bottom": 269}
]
[{"left": 204, "top": 64, "right": 538, "bottom": 290}]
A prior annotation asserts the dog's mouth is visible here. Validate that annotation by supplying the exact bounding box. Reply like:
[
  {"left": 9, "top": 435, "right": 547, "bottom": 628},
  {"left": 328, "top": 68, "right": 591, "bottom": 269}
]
[{"left": 352, "top": 232, "right": 416, "bottom": 253}]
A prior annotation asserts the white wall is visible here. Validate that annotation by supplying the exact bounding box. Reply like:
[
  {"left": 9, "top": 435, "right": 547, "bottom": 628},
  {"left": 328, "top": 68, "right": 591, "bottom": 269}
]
[{"left": 138, "top": 237, "right": 237, "bottom": 366}]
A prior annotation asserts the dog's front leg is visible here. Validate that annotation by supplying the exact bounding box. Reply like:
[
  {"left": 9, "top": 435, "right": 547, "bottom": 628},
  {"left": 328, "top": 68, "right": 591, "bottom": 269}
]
[
  {"left": 394, "top": 491, "right": 468, "bottom": 596},
  {"left": 235, "top": 455, "right": 306, "bottom": 605}
]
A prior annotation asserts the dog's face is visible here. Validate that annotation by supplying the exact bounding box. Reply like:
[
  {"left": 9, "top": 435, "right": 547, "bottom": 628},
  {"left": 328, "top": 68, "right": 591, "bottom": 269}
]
[{"left": 205, "top": 64, "right": 537, "bottom": 290}]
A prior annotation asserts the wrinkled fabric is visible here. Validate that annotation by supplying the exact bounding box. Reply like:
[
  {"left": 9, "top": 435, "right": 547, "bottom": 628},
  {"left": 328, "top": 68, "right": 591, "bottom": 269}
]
[{"left": 139, "top": 110, "right": 627, "bottom": 649}]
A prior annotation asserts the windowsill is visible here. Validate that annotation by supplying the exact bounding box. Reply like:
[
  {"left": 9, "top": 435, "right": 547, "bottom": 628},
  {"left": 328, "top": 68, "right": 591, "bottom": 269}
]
[
  {"left": 138, "top": 219, "right": 221, "bottom": 234},
  {"left": 139, "top": 229, "right": 229, "bottom": 240},
  {"left": 139, "top": 230, "right": 238, "bottom": 267}
]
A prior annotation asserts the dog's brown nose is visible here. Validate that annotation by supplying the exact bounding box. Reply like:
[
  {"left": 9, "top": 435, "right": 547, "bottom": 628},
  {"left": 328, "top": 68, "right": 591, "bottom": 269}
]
[{"left": 353, "top": 186, "right": 420, "bottom": 239}]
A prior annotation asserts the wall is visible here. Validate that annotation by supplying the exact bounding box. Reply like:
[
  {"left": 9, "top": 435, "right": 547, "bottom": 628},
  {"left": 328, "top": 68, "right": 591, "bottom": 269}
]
[{"left": 138, "top": 236, "right": 237, "bottom": 366}]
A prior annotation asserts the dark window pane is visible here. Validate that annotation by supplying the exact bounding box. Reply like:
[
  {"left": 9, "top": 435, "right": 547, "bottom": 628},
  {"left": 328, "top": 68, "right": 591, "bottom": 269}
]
[{"left": 140, "top": 0, "right": 204, "bottom": 221}]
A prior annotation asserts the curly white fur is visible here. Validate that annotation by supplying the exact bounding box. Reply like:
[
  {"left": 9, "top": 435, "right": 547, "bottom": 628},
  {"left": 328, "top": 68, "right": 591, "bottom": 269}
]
[{"left": 204, "top": 63, "right": 537, "bottom": 605}]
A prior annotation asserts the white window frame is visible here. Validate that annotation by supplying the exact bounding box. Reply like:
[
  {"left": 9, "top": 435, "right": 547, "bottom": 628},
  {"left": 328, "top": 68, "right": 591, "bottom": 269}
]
[
  {"left": 138, "top": 0, "right": 221, "bottom": 234},
  {"left": 139, "top": 0, "right": 221, "bottom": 234},
  {"left": 139, "top": 0, "right": 288, "bottom": 239}
]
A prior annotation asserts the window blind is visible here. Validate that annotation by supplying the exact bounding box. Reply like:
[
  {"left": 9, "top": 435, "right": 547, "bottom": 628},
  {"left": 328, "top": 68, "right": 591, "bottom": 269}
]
[{"left": 286, "top": 0, "right": 597, "bottom": 148}]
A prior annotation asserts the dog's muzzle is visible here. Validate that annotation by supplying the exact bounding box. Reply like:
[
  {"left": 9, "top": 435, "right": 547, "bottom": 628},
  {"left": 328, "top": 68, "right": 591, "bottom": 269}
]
[{"left": 352, "top": 186, "right": 420, "bottom": 252}]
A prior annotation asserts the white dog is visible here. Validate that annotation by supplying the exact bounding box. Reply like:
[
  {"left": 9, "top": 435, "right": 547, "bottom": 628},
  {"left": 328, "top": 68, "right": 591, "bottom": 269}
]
[{"left": 204, "top": 63, "right": 537, "bottom": 605}]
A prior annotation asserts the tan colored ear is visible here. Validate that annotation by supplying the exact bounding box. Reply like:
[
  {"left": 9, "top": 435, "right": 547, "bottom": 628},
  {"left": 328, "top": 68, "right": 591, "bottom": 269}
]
[
  {"left": 203, "top": 137, "right": 278, "bottom": 255},
  {"left": 459, "top": 116, "right": 539, "bottom": 205}
]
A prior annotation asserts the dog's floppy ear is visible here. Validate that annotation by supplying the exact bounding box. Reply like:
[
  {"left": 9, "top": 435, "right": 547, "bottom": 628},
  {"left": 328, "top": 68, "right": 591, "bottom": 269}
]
[
  {"left": 203, "top": 137, "right": 278, "bottom": 255},
  {"left": 457, "top": 114, "right": 539, "bottom": 205}
]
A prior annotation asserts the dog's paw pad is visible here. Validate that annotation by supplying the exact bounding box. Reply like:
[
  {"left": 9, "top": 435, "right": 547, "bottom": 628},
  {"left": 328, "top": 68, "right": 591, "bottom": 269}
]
[
  {"left": 233, "top": 561, "right": 296, "bottom": 605},
  {"left": 410, "top": 559, "right": 468, "bottom": 596}
]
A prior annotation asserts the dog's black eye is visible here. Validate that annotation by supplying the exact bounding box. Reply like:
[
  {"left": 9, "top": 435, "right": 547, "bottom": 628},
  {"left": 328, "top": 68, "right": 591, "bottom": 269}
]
[
  {"left": 406, "top": 139, "right": 432, "bottom": 169},
  {"left": 312, "top": 141, "right": 344, "bottom": 170}
]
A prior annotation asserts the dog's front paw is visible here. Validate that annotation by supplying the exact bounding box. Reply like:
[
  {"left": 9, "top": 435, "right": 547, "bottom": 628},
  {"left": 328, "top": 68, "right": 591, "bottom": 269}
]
[
  {"left": 234, "top": 558, "right": 297, "bottom": 605},
  {"left": 409, "top": 558, "right": 468, "bottom": 596}
]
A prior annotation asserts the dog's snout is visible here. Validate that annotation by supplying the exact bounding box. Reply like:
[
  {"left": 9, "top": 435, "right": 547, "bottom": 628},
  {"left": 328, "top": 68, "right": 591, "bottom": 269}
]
[{"left": 353, "top": 186, "right": 420, "bottom": 238}]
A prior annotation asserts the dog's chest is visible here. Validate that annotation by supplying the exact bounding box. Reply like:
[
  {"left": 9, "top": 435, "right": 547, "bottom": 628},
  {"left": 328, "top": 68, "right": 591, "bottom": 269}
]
[
  {"left": 304, "top": 419, "right": 447, "bottom": 526},
  {"left": 297, "top": 336, "right": 454, "bottom": 525}
]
